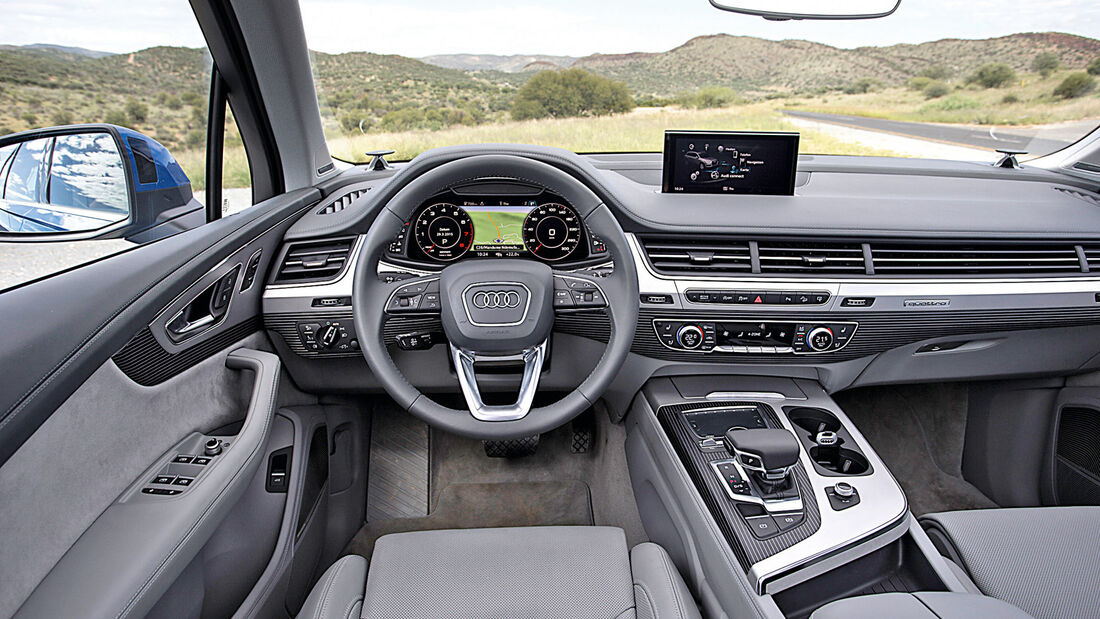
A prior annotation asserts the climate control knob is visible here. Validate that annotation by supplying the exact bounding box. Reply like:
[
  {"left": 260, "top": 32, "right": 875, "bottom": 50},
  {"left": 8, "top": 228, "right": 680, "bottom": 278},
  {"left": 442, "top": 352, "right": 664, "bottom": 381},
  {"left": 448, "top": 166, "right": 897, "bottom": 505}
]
[
  {"left": 676, "top": 324, "right": 704, "bottom": 350},
  {"left": 807, "top": 326, "right": 834, "bottom": 352}
]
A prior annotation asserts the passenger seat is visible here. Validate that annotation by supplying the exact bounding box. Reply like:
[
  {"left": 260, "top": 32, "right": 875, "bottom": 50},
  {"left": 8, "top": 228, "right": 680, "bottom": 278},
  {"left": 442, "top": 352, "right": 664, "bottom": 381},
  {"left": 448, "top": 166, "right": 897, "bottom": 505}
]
[{"left": 920, "top": 507, "right": 1100, "bottom": 619}]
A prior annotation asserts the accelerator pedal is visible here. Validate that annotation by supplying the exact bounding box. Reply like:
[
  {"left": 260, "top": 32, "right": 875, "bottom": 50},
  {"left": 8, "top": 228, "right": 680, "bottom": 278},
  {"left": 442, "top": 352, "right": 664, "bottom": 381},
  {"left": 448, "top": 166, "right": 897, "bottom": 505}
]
[
  {"left": 483, "top": 435, "right": 540, "bottom": 458},
  {"left": 571, "top": 408, "right": 596, "bottom": 453}
]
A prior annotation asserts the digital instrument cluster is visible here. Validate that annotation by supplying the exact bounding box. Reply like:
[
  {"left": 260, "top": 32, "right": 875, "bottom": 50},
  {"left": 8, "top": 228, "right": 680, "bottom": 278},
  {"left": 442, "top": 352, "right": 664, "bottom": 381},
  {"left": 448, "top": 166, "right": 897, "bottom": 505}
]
[{"left": 387, "top": 189, "right": 607, "bottom": 266}]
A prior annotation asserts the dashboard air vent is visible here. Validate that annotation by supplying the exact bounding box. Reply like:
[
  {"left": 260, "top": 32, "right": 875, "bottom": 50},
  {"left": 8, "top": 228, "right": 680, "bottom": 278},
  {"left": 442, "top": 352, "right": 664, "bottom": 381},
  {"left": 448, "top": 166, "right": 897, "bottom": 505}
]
[
  {"left": 272, "top": 237, "right": 355, "bottom": 284},
  {"left": 640, "top": 236, "right": 751, "bottom": 274},
  {"left": 318, "top": 189, "right": 369, "bottom": 215},
  {"left": 871, "top": 243, "right": 1084, "bottom": 275},
  {"left": 757, "top": 241, "right": 867, "bottom": 274}
]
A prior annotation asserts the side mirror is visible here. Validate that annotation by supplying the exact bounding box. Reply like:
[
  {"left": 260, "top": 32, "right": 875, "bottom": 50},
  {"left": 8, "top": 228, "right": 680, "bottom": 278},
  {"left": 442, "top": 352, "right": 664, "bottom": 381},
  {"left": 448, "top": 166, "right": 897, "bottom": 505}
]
[
  {"left": 0, "top": 124, "right": 203, "bottom": 242},
  {"left": 708, "top": 0, "right": 900, "bottom": 21}
]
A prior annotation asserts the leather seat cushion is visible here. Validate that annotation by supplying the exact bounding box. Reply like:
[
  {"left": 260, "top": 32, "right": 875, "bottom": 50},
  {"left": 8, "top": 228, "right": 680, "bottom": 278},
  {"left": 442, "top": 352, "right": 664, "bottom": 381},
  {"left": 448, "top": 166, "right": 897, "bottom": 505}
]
[
  {"left": 920, "top": 506, "right": 1100, "bottom": 619},
  {"left": 362, "top": 526, "right": 636, "bottom": 619}
]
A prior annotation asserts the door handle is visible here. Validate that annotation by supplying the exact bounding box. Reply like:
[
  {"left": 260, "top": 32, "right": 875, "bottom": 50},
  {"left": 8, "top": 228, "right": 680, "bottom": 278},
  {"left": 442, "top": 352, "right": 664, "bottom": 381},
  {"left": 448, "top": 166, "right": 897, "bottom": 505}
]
[{"left": 166, "top": 265, "right": 240, "bottom": 342}]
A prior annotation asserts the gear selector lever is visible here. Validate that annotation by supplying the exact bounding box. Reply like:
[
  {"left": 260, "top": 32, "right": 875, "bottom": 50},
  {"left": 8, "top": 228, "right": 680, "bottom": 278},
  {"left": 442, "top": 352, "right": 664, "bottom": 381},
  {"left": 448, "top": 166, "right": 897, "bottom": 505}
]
[{"left": 725, "top": 428, "right": 801, "bottom": 498}]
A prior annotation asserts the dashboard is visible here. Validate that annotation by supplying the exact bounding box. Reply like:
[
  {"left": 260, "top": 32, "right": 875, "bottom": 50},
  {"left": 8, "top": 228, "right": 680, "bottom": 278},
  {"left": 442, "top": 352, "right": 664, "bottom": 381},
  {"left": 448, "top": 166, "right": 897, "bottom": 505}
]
[
  {"left": 382, "top": 185, "right": 608, "bottom": 270},
  {"left": 262, "top": 146, "right": 1100, "bottom": 403}
]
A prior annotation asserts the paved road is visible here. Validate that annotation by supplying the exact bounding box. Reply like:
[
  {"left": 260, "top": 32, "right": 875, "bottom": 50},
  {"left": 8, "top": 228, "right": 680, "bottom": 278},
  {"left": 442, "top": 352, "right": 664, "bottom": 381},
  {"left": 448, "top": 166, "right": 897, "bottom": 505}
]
[{"left": 784, "top": 110, "right": 1098, "bottom": 156}]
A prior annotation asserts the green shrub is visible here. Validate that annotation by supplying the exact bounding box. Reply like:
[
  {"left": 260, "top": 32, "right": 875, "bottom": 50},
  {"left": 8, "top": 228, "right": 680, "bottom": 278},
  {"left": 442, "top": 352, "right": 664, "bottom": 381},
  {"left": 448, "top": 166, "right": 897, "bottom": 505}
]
[
  {"left": 21, "top": 112, "right": 37, "bottom": 125},
  {"left": 1031, "top": 52, "right": 1060, "bottom": 78},
  {"left": 511, "top": 68, "right": 634, "bottom": 120},
  {"left": 634, "top": 94, "right": 672, "bottom": 107},
  {"left": 125, "top": 99, "right": 148, "bottom": 123},
  {"left": 1053, "top": 73, "right": 1097, "bottom": 99},
  {"left": 919, "top": 65, "right": 951, "bottom": 80},
  {"left": 923, "top": 81, "right": 950, "bottom": 99},
  {"left": 185, "top": 129, "right": 205, "bottom": 149},
  {"left": 843, "top": 78, "right": 880, "bottom": 95},
  {"left": 50, "top": 110, "right": 73, "bottom": 125},
  {"left": 1088, "top": 57, "right": 1100, "bottom": 76},
  {"left": 907, "top": 76, "right": 933, "bottom": 91},
  {"left": 180, "top": 92, "right": 203, "bottom": 107},
  {"left": 968, "top": 63, "right": 1016, "bottom": 88},
  {"left": 340, "top": 114, "right": 364, "bottom": 133},
  {"left": 682, "top": 86, "right": 740, "bottom": 108},
  {"left": 1001, "top": 93, "right": 1020, "bottom": 104},
  {"left": 104, "top": 109, "right": 128, "bottom": 126}
]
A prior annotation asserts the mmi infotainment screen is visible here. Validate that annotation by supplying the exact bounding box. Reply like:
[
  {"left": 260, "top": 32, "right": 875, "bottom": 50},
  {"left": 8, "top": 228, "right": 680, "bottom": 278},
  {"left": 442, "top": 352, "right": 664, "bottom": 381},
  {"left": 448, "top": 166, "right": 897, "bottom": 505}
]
[{"left": 662, "top": 131, "right": 799, "bottom": 195}]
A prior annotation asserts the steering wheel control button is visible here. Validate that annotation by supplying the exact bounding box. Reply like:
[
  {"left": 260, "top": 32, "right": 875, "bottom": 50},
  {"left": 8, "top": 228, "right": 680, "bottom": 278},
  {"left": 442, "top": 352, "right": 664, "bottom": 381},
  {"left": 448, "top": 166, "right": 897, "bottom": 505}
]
[
  {"left": 826, "top": 483, "right": 861, "bottom": 511},
  {"left": 387, "top": 279, "right": 440, "bottom": 314},
  {"left": 553, "top": 290, "right": 574, "bottom": 308}
]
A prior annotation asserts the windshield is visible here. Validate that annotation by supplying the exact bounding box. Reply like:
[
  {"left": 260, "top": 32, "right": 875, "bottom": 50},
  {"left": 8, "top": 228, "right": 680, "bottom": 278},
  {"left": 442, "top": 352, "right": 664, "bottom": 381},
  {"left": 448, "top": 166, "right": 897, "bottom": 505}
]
[{"left": 300, "top": 0, "right": 1100, "bottom": 164}]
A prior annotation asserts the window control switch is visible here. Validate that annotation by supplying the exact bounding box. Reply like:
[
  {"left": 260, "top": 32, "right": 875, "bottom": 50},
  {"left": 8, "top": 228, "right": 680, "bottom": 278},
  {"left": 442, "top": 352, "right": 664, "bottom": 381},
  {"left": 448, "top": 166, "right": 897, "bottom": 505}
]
[
  {"left": 152, "top": 475, "right": 175, "bottom": 485},
  {"left": 172, "top": 476, "right": 194, "bottom": 487}
]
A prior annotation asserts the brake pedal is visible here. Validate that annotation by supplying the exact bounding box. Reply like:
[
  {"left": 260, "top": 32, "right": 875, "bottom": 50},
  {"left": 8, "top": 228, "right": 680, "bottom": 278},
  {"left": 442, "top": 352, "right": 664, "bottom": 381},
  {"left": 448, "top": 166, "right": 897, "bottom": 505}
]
[{"left": 483, "top": 435, "right": 540, "bottom": 458}]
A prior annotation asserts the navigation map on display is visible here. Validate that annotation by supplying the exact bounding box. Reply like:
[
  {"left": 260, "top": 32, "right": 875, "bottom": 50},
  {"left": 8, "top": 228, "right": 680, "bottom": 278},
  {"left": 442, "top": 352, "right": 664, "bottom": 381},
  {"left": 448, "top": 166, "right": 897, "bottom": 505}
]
[
  {"left": 466, "top": 205, "right": 530, "bottom": 253},
  {"left": 662, "top": 131, "right": 799, "bottom": 196}
]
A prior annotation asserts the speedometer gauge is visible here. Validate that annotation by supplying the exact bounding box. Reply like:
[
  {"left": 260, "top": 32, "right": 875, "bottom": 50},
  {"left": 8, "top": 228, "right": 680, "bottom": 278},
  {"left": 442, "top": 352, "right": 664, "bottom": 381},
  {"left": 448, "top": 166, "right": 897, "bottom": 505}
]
[
  {"left": 414, "top": 203, "right": 473, "bottom": 261},
  {"left": 522, "top": 203, "right": 582, "bottom": 261}
]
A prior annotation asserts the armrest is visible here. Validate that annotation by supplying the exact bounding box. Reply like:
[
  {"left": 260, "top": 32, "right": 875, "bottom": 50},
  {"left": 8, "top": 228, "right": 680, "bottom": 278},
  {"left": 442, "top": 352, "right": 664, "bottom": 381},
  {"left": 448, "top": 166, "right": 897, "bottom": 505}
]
[
  {"left": 15, "top": 348, "right": 281, "bottom": 619},
  {"left": 811, "top": 592, "right": 1033, "bottom": 619}
]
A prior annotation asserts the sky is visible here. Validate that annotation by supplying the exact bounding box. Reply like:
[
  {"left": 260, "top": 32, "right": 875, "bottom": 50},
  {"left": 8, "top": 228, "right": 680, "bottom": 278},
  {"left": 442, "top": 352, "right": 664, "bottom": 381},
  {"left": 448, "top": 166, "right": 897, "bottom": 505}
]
[{"left": 0, "top": 0, "right": 1097, "bottom": 57}]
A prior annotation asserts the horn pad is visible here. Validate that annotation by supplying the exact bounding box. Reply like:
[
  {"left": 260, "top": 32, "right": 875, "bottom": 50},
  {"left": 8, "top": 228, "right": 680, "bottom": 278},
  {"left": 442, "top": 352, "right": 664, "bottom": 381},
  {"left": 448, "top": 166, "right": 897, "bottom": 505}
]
[{"left": 438, "top": 260, "right": 554, "bottom": 353}]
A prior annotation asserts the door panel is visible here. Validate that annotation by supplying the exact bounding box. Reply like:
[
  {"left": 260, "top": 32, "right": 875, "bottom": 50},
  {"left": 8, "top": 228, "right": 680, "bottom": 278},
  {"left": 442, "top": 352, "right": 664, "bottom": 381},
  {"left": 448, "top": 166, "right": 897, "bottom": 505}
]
[{"left": 0, "top": 189, "right": 321, "bottom": 616}]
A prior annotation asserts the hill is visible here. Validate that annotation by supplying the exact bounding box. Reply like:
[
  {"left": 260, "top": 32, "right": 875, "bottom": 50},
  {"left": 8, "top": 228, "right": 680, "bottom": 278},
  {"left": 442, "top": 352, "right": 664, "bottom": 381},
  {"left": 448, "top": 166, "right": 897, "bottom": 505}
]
[
  {"left": 572, "top": 32, "right": 1100, "bottom": 96},
  {"left": 421, "top": 53, "right": 576, "bottom": 73}
]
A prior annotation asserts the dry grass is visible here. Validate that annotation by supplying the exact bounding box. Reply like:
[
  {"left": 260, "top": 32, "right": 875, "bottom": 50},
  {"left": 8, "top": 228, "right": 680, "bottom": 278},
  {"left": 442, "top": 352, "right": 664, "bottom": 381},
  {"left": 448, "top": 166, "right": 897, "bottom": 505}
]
[{"left": 787, "top": 71, "right": 1100, "bottom": 126}]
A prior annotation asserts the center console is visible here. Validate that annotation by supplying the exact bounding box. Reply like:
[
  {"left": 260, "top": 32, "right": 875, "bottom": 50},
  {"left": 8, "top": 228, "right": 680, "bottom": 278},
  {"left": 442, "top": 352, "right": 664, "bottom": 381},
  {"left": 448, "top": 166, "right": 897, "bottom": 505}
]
[{"left": 625, "top": 376, "right": 970, "bottom": 618}]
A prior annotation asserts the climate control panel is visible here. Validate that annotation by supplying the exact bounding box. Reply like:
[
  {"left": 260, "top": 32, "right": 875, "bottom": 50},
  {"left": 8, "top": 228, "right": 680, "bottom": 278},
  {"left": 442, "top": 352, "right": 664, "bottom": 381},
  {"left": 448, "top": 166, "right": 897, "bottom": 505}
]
[{"left": 653, "top": 319, "right": 857, "bottom": 354}]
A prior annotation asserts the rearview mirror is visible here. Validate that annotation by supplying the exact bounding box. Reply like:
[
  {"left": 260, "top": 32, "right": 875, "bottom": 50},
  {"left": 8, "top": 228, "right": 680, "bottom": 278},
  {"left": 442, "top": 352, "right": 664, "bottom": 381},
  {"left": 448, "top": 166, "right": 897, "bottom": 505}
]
[
  {"left": 0, "top": 124, "right": 202, "bottom": 242},
  {"left": 708, "top": 0, "right": 900, "bottom": 20}
]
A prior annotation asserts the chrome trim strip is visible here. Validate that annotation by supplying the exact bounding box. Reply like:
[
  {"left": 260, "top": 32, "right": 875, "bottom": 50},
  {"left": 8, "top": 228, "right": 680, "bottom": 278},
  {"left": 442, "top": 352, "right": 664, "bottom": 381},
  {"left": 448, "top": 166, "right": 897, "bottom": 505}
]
[
  {"left": 451, "top": 340, "right": 546, "bottom": 421},
  {"left": 706, "top": 391, "right": 804, "bottom": 401}
]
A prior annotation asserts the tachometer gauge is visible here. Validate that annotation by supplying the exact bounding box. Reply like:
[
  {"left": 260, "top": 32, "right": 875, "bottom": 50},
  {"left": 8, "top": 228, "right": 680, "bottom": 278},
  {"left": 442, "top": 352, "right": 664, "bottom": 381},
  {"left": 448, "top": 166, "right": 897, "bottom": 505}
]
[
  {"left": 414, "top": 203, "right": 473, "bottom": 261},
  {"left": 522, "top": 203, "right": 582, "bottom": 261}
]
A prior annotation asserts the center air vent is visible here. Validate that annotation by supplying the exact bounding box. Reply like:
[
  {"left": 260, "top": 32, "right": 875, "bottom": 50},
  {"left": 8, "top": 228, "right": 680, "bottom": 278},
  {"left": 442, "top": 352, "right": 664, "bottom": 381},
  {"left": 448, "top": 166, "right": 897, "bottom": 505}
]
[
  {"left": 318, "top": 189, "right": 369, "bottom": 215},
  {"left": 640, "top": 236, "right": 751, "bottom": 274},
  {"left": 757, "top": 241, "right": 867, "bottom": 274},
  {"left": 870, "top": 243, "right": 1084, "bottom": 275},
  {"left": 272, "top": 237, "right": 355, "bottom": 284}
]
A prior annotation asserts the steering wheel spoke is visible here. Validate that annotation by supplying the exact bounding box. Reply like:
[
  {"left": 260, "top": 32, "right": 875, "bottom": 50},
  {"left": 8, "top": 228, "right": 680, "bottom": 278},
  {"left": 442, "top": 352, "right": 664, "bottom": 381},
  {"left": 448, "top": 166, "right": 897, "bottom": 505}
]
[
  {"left": 384, "top": 275, "right": 442, "bottom": 314},
  {"left": 450, "top": 340, "right": 547, "bottom": 421}
]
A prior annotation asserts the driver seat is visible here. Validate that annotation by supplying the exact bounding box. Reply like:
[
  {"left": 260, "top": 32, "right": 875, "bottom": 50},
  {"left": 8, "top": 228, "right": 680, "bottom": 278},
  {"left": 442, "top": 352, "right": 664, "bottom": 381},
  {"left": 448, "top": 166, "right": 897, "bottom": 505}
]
[{"left": 297, "top": 526, "right": 702, "bottom": 619}]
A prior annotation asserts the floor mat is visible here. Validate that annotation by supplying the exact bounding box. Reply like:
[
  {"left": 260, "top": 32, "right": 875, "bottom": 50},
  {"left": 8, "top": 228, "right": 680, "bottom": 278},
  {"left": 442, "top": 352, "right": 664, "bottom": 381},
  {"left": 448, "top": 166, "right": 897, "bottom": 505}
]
[
  {"left": 345, "top": 480, "right": 593, "bottom": 558},
  {"left": 835, "top": 383, "right": 998, "bottom": 516},
  {"left": 366, "top": 406, "right": 429, "bottom": 521}
]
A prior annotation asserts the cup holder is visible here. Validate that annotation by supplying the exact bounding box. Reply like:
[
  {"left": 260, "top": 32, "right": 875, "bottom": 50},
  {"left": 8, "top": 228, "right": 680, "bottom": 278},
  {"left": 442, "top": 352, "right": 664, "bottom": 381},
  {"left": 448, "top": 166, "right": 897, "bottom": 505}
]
[
  {"left": 809, "top": 446, "right": 870, "bottom": 475},
  {"left": 787, "top": 407, "right": 842, "bottom": 435}
]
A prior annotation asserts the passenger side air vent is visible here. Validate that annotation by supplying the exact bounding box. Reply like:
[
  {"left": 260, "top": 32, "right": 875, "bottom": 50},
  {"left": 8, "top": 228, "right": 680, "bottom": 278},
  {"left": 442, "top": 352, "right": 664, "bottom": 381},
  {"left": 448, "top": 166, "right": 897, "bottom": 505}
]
[
  {"left": 639, "top": 236, "right": 751, "bottom": 274},
  {"left": 318, "top": 189, "right": 369, "bottom": 215},
  {"left": 1080, "top": 245, "right": 1100, "bottom": 272},
  {"left": 757, "top": 241, "right": 867, "bottom": 275},
  {"left": 272, "top": 237, "right": 355, "bottom": 284},
  {"left": 871, "top": 243, "right": 1084, "bottom": 275}
]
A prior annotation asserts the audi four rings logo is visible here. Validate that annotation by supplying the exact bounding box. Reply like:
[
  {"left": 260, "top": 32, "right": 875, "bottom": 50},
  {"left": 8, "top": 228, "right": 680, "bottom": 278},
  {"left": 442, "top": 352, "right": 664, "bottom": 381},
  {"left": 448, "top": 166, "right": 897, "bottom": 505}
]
[{"left": 471, "top": 290, "right": 522, "bottom": 309}]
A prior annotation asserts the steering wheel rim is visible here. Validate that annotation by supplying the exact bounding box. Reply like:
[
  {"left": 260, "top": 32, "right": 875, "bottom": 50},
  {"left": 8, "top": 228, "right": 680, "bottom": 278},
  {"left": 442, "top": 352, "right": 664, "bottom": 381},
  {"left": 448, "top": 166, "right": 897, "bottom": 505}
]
[{"left": 352, "top": 154, "right": 638, "bottom": 439}]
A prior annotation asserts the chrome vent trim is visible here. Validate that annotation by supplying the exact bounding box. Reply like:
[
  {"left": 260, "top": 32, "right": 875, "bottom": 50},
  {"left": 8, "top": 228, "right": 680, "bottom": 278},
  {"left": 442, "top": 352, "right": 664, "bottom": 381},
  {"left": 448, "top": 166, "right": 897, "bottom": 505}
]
[
  {"left": 318, "top": 188, "right": 369, "bottom": 215},
  {"left": 272, "top": 237, "right": 356, "bottom": 285},
  {"left": 757, "top": 241, "right": 867, "bottom": 275},
  {"left": 639, "top": 236, "right": 752, "bottom": 275},
  {"left": 871, "top": 243, "right": 1085, "bottom": 276}
]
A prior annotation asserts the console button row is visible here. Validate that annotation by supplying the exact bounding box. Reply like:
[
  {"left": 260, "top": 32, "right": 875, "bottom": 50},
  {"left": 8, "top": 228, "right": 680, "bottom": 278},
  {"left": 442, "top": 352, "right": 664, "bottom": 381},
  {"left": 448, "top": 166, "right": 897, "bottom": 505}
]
[
  {"left": 654, "top": 320, "right": 857, "bottom": 354},
  {"left": 685, "top": 290, "right": 830, "bottom": 306}
]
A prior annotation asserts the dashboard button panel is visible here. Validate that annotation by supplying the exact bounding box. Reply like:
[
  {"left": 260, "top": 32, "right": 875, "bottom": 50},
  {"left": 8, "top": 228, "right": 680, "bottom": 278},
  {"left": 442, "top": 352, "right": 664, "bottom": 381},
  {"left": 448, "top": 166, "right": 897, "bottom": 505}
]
[
  {"left": 685, "top": 289, "right": 831, "bottom": 306},
  {"left": 653, "top": 319, "right": 857, "bottom": 354}
]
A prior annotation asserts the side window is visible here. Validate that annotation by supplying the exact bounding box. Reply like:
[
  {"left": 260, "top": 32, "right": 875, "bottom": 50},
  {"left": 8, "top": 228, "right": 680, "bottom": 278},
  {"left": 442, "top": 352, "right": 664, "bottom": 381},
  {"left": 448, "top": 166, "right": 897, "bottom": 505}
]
[
  {"left": 49, "top": 133, "right": 130, "bottom": 217},
  {"left": 0, "top": 144, "right": 17, "bottom": 186},
  {"left": 4, "top": 138, "right": 51, "bottom": 203}
]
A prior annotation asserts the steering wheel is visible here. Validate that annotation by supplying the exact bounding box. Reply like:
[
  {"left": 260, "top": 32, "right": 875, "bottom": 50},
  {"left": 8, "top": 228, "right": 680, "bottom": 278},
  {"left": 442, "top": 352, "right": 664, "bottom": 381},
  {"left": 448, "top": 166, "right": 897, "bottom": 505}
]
[{"left": 352, "top": 154, "right": 638, "bottom": 439}]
